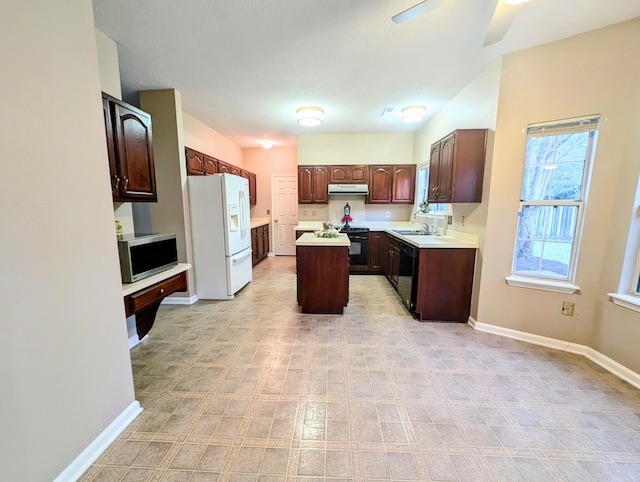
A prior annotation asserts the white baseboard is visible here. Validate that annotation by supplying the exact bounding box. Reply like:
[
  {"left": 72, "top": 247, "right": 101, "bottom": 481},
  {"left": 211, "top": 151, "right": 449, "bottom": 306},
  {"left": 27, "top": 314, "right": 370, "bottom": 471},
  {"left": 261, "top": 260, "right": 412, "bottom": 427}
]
[
  {"left": 161, "top": 295, "right": 198, "bottom": 305},
  {"left": 54, "top": 401, "right": 143, "bottom": 482},
  {"left": 128, "top": 334, "right": 148, "bottom": 349},
  {"left": 468, "top": 317, "right": 640, "bottom": 390}
]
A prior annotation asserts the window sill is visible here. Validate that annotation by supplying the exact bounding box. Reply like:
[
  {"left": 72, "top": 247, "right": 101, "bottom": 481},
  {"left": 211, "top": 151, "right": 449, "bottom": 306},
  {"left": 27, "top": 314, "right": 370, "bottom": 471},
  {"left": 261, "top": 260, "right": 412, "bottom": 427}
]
[
  {"left": 608, "top": 293, "right": 640, "bottom": 313},
  {"left": 505, "top": 275, "right": 580, "bottom": 294}
]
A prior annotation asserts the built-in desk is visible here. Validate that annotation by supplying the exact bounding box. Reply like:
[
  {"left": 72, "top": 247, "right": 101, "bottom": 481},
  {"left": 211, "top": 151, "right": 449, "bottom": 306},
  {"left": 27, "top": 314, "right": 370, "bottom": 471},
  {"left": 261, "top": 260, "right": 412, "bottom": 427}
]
[
  {"left": 296, "top": 233, "right": 350, "bottom": 314},
  {"left": 122, "top": 263, "right": 191, "bottom": 339}
]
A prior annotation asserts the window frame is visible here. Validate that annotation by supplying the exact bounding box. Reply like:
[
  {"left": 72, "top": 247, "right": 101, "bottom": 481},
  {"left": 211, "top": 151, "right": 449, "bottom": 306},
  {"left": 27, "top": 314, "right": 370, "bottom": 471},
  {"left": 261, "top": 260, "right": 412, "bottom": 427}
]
[{"left": 507, "top": 116, "right": 600, "bottom": 290}]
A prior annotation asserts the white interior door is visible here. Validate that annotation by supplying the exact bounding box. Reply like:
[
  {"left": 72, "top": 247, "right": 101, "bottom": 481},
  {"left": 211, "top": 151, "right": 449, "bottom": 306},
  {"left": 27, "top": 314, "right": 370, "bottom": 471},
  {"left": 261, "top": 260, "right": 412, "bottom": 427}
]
[{"left": 271, "top": 174, "right": 298, "bottom": 256}]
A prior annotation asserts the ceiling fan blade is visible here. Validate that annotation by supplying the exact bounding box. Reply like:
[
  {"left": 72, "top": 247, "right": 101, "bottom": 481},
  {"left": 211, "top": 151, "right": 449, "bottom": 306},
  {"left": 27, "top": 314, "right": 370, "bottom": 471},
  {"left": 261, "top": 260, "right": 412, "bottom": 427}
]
[
  {"left": 392, "top": 0, "right": 444, "bottom": 24},
  {"left": 483, "top": 0, "right": 524, "bottom": 46}
]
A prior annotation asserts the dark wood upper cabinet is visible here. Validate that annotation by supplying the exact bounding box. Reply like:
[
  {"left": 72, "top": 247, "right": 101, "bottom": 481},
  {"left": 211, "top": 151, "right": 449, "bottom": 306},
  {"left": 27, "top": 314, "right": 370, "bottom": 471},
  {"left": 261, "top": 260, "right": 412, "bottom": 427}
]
[
  {"left": 203, "top": 155, "right": 218, "bottom": 175},
  {"left": 185, "top": 146, "right": 257, "bottom": 204},
  {"left": 391, "top": 165, "right": 416, "bottom": 204},
  {"left": 102, "top": 96, "right": 119, "bottom": 199},
  {"left": 298, "top": 166, "right": 328, "bottom": 204},
  {"left": 103, "top": 93, "right": 157, "bottom": 202},
  {"left": 368, "top": 166, "right": 392, "bottom": 204},
  {"left": 249, "top": 172, "right": 257, "bottom": 205},
  {"left": 428, "top": 129, "right": 487, "bottom": 203},
  {"left": 329, "top": 165, "right": 370, "bottom": 184},
  {"left": 329, "top": 166, "right": 349, "bottom": 183},
  {"left": 217, "top": 160, "right": 231, "bottom": 174},
  {"left": 186, "top": 147, "right": 205, "bottom": 175}
]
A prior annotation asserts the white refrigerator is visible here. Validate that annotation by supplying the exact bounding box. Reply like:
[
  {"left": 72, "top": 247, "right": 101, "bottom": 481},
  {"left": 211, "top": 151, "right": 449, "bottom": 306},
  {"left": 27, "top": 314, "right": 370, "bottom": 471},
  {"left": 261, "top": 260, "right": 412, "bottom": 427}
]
[{"left": 188, "top": 174, "right": 252, "bottom": 299}]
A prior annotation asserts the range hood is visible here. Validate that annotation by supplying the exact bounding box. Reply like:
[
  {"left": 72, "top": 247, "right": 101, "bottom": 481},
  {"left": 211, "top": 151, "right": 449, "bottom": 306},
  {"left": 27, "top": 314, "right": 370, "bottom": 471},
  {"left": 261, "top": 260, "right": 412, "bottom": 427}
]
[{"left": 328, "top": 184, "right": 369, "bottom": 195}]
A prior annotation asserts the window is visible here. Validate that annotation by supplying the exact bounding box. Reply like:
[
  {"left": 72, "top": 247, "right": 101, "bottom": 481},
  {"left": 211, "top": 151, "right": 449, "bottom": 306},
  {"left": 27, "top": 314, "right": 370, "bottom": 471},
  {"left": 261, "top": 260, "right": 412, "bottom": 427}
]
[
  {"left": 511, "top": 116, "right": 599, "bottom": 282},
  {"left": 607, "top": 177, "right": 640, "bottom": 312},
  {"left": 416, "top": 163, "right": 446, "bottom": 214}
]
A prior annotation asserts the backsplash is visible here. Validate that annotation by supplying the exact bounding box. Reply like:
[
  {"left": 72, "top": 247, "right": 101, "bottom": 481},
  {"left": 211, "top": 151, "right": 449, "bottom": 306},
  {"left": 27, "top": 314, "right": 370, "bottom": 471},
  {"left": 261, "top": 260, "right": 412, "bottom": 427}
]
[{"left": 297, "top": 196, "right": 413, "bottom": 224}]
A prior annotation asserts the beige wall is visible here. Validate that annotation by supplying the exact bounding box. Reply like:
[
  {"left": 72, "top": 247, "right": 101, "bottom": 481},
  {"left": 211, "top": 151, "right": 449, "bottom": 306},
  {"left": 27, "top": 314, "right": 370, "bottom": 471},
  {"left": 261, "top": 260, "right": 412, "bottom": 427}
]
[
  {"left": 94, "top": 27, "right": 121, "bottom": 99},
  {"left": 0, "top": 1, "right": 135, "bottom": 480},
  {"left": 477, "top": 19, "right": 640, "bottom": 369},
  {"left": 298, "top": 133, "right": 414, "bottom": 165},
  {"left": 183, "top": 112, "right": 244, "bottom": 167},
  {"left": 413, "top": 60, "right": 502, "bottom": 319},
  {"left": 140, "top": 90, "right": 197, "bottom": 298},
  {"left": 243, "top": 146, "right": 298, "bottom": 220}
]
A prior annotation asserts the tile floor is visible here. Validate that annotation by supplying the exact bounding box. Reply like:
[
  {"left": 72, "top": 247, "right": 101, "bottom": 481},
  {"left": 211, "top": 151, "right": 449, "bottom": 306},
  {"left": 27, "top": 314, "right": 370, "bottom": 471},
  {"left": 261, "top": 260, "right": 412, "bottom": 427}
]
[{"left": 82, "top": 256, "right": 640, "bottom": 481}]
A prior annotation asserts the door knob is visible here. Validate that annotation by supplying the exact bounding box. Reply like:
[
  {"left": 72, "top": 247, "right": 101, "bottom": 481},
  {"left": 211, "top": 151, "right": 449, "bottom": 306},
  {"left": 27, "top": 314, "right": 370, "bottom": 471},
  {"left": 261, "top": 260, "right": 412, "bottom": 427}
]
[{"left": 274, "top": 219, "right": 278, "bottom": 223}]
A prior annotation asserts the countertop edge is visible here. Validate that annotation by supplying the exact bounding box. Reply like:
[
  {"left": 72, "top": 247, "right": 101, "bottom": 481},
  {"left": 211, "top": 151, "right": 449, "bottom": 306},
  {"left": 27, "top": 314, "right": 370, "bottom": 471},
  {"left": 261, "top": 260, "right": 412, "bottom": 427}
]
[
  {"left": 122, "top": 263, "right": 191, "bottom": 297},
  {"left": 295, "top": 232, "right": 351, "bottom": 247}
]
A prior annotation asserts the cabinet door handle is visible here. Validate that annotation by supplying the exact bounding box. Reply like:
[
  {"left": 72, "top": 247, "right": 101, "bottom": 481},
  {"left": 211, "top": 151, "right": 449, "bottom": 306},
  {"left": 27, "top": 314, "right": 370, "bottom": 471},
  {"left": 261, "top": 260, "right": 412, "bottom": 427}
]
[
  {"left": 113, "top": 176, "right": 120, "bottom": 189},
  {"left": 123, "top": 177, "right": 129, "bottom": 189}
]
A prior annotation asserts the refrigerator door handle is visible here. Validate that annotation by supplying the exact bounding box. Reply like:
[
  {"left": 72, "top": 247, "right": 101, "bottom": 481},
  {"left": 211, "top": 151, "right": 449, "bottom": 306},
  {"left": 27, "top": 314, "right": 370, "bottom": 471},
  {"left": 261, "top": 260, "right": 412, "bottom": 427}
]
[
  {"left": 233, "top": 251, "right": 252, "bottom": 264},
  {"left": 239, "top": 190, "right": 246, "bottom": 238}
]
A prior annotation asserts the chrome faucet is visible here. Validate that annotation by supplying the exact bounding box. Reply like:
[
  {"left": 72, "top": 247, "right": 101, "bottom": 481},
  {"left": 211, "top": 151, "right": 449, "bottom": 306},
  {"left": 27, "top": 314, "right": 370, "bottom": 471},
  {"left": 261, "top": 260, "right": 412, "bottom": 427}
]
[{"left": 430, "top": 218, "right": 439, "bottom": 235}]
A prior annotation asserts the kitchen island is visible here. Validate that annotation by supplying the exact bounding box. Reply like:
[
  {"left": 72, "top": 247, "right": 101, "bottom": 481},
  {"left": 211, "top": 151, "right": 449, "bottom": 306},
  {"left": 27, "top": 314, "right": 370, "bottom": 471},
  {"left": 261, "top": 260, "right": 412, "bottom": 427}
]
[{"left": 296, "top": 232, "right": 350, "bottom": 314}]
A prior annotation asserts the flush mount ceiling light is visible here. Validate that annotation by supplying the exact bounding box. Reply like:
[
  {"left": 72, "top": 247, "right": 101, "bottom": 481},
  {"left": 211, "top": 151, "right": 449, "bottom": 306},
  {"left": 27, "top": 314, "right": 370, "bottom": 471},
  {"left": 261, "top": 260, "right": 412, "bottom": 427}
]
[
  {"left": 260, "top": 140, "right": 273, "bottom": 149},
  {"left": 503, "top": 0, "right": 529, "bottom": 4},
  {"left": 296, "top": 106, "right": 324, "bottom": 126},
  {"left": 400, "top": 105, "right": 426, "bottom": 123}
]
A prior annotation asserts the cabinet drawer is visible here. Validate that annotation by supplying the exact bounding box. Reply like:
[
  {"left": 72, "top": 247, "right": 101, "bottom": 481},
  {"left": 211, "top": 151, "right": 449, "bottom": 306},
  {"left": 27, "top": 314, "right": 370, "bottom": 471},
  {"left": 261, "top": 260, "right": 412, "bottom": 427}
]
[{"left": 125, "top": 271, "right": 187, "bottom": 317}]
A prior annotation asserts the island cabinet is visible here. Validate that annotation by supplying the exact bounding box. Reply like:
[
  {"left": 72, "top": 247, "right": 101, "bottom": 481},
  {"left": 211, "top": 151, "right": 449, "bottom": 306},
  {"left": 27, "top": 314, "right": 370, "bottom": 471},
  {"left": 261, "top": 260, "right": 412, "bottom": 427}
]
[
  {"left": 102, "top": 93, "right": 157, "bottom": 202},
  {"left": 329, "top": 165, "right": 370, "bottom": 184},
  {"left": 296, "top": 233, "right": 350, "bottom": 314},
  {"left": 428, "top": 129, "right": 487, "bottom": 203},
  {"left": 298, "top": 166, "right": 329, "bottom": 204},
  {"left": 367, "top": 165, "right": 416, "bottom": 204},
  {"left": 414, "top": 248, "right": 476, "bottom": 322}
]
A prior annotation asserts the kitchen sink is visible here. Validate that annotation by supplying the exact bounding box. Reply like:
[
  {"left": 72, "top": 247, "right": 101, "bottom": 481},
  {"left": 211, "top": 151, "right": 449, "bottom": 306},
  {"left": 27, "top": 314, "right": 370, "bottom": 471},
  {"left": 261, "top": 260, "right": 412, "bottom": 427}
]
[{"left": 392, "top": 230, "right": 433, "bottom": 236}]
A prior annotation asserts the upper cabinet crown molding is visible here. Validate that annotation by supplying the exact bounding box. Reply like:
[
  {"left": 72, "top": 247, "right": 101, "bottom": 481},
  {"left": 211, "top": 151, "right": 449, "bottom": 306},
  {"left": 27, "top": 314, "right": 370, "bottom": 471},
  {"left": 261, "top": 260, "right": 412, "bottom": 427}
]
[
  {"left": 428, "top": 129, "right": 487, "bottom": 204},
  {"left": 102, "top": 92, "right": 157, "bottom": 202}
]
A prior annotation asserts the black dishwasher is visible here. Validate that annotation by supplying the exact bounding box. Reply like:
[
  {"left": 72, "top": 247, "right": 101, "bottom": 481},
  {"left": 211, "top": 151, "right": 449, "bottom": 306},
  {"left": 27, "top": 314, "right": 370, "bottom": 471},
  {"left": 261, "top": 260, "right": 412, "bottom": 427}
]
[{"left": 397, "top": 241, "right": 418, "bottom": 312}]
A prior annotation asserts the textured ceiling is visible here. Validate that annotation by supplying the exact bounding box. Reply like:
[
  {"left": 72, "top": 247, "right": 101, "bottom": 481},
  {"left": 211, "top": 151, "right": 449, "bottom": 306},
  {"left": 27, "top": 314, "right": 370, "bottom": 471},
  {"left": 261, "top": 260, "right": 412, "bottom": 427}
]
[{"left": 92, "top": 0, "right": 640, "bottom": 148}]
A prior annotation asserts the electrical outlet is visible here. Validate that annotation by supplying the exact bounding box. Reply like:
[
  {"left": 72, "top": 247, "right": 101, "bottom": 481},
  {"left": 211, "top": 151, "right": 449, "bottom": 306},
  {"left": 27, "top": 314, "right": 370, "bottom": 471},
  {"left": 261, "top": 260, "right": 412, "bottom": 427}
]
[
  {"left": 312, "top": 210, "right": 317, "bottom": 217},
  {"left": 267, "top": 209, "right": 270, "bottom": 215},
  {"left": 115, "top": 219, "right": 123, "bottom": 234},
  {"left": 385, "top": 211, "right": 390, "bottom": 218},
  {"left": 447, "top": 215, "right": 453, "bottom": 225},
  {"left": 562, "top": 301, "right": 575, "bottom": 316},
  {"left": 303, "top": 210, "right": 307, "bottom": 216}
]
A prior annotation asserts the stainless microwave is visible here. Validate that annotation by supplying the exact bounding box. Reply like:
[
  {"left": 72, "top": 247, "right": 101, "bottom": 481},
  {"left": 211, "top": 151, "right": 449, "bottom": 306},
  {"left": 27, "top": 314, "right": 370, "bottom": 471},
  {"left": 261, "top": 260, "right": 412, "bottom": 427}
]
[{"left": 117, "top": 233, "right": 178, "bottom": 283}]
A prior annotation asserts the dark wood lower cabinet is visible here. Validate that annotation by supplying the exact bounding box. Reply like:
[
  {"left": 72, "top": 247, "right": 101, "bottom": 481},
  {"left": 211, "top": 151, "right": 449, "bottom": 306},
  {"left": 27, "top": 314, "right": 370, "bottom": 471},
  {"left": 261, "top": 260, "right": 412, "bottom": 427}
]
[
  {"left": 297, "top": 245, "right": 349, "bottom": 314},
  {"left": 414, "top": 248, "right": 475, "bottom": 322},
  {"left": 251, "top": 224, "right": 270, "bottom": 266},
  {"left": 380, "top": 232, "right": 475, "bottom": 322},
  {"left": 367, "top": 232, "right": 384, "bottom": 273},
  {"left": 124, "top": 271, "right": 188, "bottom": 339}
]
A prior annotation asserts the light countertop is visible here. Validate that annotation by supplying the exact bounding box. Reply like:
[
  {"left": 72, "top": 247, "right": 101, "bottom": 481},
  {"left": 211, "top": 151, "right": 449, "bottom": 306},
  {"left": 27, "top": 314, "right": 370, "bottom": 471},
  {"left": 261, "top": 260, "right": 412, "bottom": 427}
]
[
  {"left": 122, "top": 263, "right": 191, "bottom": 297},
  {"left": 251, "top": 217, "right": 270, "bottom": 229},
  {"left": 295, "top": 232, "right": 351, "bottom": 247},
  {"left": 294, "top": 221, "right": 479, "bottom": 249}
]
